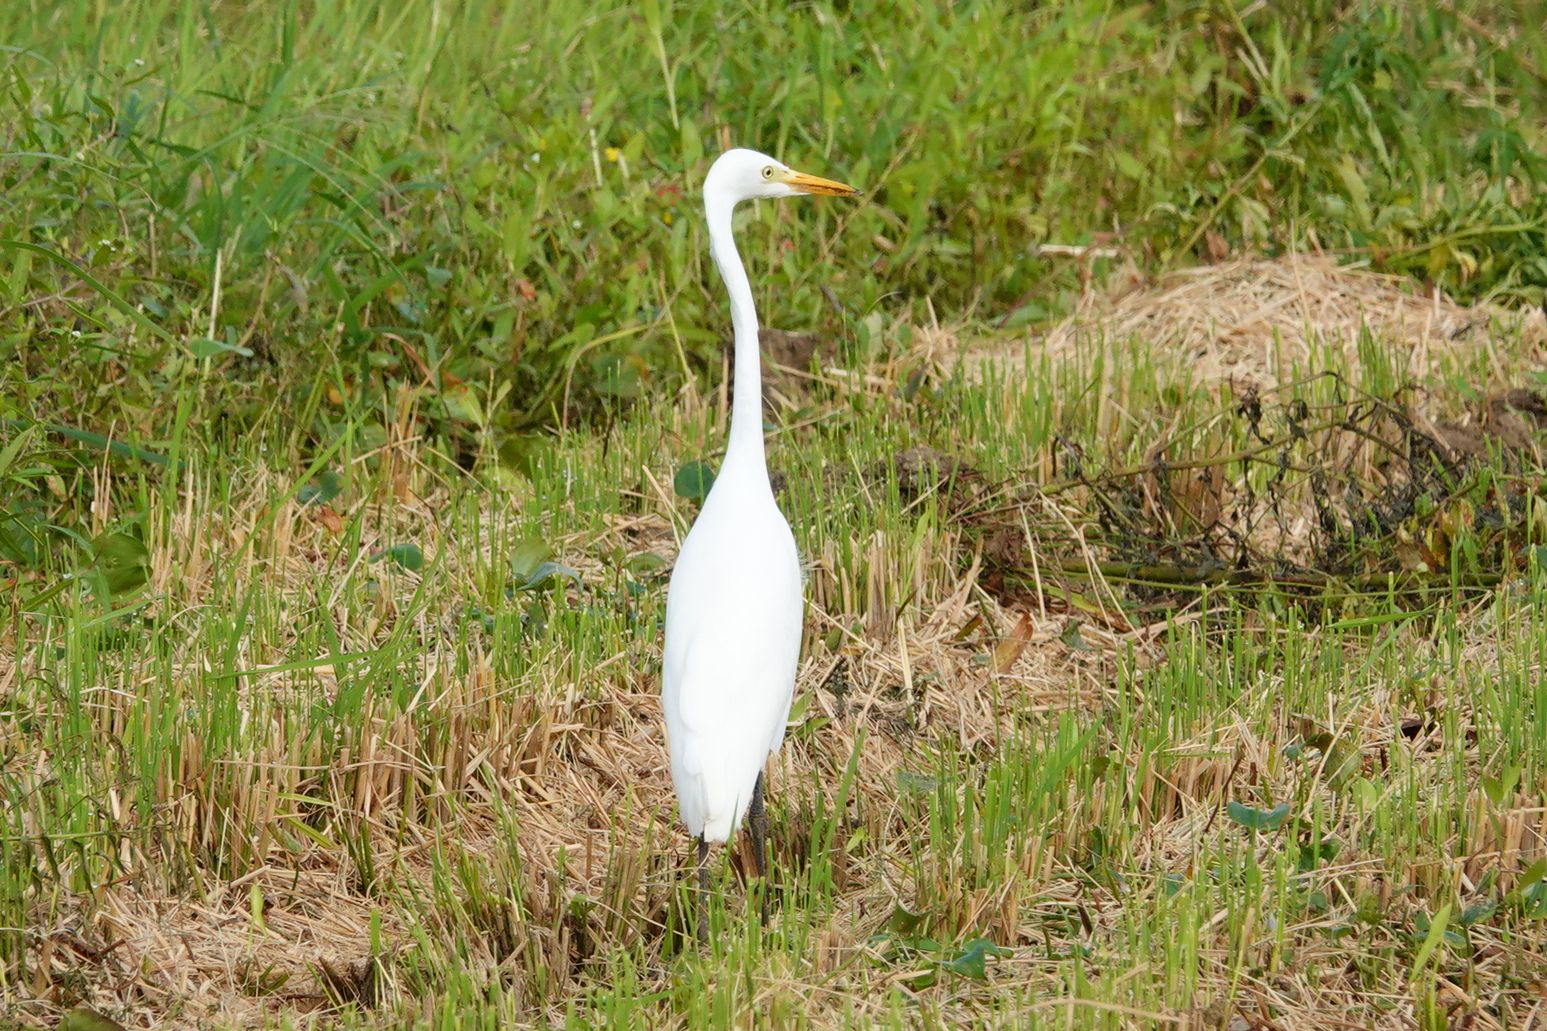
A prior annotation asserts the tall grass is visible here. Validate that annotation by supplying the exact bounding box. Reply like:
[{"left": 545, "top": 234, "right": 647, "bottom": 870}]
[
  {"left": 2, "top": 0, "right": 1543, "bottom": 447},
  {"left": 3, "top": 301, "right": 1545, "bottom": 1026}
]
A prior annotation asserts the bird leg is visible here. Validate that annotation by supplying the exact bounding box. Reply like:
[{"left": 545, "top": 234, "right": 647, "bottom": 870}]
[
  {"left": 748, "top": 772, "right": 768, "bottom": 880},
  {"left": 748, "top": 771, "right": 769, "bottom": 924},
  {"left": 696, "top": 834, "right": 709, "bottom": 944}
]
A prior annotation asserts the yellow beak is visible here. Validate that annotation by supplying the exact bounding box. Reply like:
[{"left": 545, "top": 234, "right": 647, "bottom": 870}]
[{"left": 782, "top": 169, "right": 859, "bottom": 197}]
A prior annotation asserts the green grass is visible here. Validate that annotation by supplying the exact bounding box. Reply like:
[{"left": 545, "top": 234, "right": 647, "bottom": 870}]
[
  {"left": 3, "top": 0, "right": 1545, "bottom": 439},
  {"left": 4, "top": 327, "right": 1546, "bottom": 1027},
  {"left": 9, "top": 326, "right": 1547, "bottom": 1021},
  {"left": 3, "top": 1, "right": 1547, "bottom": 1028}
]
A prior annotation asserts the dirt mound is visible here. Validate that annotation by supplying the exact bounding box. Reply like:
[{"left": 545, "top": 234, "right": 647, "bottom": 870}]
[{"left": 972, "top": 254, "right": 1547, "bottom": 386}]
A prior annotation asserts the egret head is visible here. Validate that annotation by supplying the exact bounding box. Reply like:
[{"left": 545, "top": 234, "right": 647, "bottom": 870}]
[{"left": 704, "top": 148, "right": 858, "bottom": 208}]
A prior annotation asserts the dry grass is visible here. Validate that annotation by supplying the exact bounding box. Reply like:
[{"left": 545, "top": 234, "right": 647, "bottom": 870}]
[
  {"left": 6, "top": 258, "right": 1547, "bottom": 1030},
  {"left": 24, "top": 516, "right": 1542, "bottom": 1028},
  {"left": 10, "top": 488, "right": 1105, "bottom": 1027},
  {"left": 970, "top": 254, "right": 1547, "bottom": 390},
  {"left": 11, "top": 619, "right": 1546, "bottom": 1031},
  {"left": 961, "top": 256, "right": 1547, "bottom": 587}
]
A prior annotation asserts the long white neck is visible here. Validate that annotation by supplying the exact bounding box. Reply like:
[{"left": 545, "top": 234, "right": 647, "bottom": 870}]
[{"left": 705, "top": 201, "right": 769, "bottom": 485}]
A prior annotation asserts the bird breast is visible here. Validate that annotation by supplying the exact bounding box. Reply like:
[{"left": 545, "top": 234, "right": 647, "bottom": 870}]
[{"left": 668, "top": 495, "right": 801, "bottom": 633}]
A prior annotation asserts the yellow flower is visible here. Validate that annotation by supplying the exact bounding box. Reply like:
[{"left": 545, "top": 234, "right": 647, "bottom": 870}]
[
  {"left": 662, "top": 211, "right": 673, "bottom": 225},
  {"left": 605, "top": 147, "right": 621, "bottom": 163}
]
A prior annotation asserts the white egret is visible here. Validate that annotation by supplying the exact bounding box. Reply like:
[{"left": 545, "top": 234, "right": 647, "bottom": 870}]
[{"left": 662, "top": 148, "right": 856, "bottom": 940}]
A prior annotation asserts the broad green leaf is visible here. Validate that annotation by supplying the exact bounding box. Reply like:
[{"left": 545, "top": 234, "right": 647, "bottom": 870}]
[
  {"left": 379, "top": 543, "right": 425, "bottom": 571},
  {"left": 249, "top": 882, "right": 269, "bottom": 932},
  {"left": 1408, "top": 902, "right": 1451, "bottom": 981},
  {"left": 944, "top": 937, "right": 1012, "bottom": 981},
  {"left": 1113, "top": 150, "right": 1145, "bottom": 180},
  {"left": 298, "top": 470, "right": 343, "bottom": 506},
  {"left": 498, "top": 433, "right": 547, "bottom": 480},
  {"left": 514, "top": 560, "right": 578, "bottom": 592},
  {"left": 1516, "top": 858, "right": 1547, "bottom": 918},
  {"left": 885, "top": 904, "right": 925, "bottom": 936},
  {"left": 90, "top": 532, "right": 150, "bottom": 595},
  {"left": 58, "top": 1006, "right": 127, "bottom": 1031},
  {"left": 1482, "top": 765, "right": 1521, "bottom": 806},
  {"left": 1226, "top": 801, "right": 1290, "bottom": 832},
  {"left": 1323, "top": 739, "right": 1361, "bottom": 785},
  {"left": 1296, "top": 837, "right": 1340, "bottom": 873},
  {"left": 624, "top": 551, "right": 668, "bottom": 576},
  {"left": 1519, "top": 858, "right": 1547, "bottom": 886},
  {"left": 509, "top": 537, "right": 552, "bottom": 579},
  {"left": 1348, "top": 776, "right": 1382, "bottom": 810},
  {"left": 187, "top": 336, "right": 254, "bottom": 359},
  {"left": 500, "top": 207, "right": 530, "bottom": 267},
  {"left": 1058, "top": 618, "right": 1094, "bottom": 652},
  {"left": 1459, "top": 901, "right": 1496, "bottom": 926},
  {"left": 673, "top": 460, "right": 716, "bottom": 502},
  {"left": 0, "top": 509, "right": 47, "bottom": 567}
]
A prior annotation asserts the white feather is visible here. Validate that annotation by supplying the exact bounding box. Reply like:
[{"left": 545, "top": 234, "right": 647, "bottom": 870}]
[
  {"left": 663, "top": 472, "right": 802, "bottom": 842},
  {"left": 661, "top": 148, "right": 816, "bottom": 843}
]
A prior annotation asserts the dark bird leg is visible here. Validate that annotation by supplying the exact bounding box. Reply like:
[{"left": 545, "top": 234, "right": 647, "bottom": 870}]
[
  {"left": 696, "top": 834, "right": 710, "bottom": 944},
  {"left": 748, "top": 772, "right": 768, "bottom": 879},
  {"left": 748, "top": 771, "right": 769, "bottom": 924}
]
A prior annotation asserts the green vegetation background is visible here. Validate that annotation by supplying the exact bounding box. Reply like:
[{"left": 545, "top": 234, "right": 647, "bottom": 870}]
[{"left": 3, "top": 0, "right": 1544, "bottom": 447}]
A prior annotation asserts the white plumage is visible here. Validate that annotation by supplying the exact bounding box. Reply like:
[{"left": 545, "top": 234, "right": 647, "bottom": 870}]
[
  {"left": 663, "top": 464, "right": 802, "bottom": 842},
  {"left": 661, "top": 149, "right": 856, "bottom": 932}
]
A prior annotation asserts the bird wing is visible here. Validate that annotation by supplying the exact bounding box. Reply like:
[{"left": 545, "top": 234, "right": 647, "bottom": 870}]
[{"left": 662, "top": 503, "right": 802, "bottom": 843}]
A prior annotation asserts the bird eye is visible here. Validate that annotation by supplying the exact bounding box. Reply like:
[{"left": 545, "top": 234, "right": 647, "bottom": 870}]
[{"left": 761, "top": 166, "right": 774, "bottom": 180}]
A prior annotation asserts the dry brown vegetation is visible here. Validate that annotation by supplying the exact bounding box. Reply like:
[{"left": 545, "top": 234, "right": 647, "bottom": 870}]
[
  {"left": 973, "top": 254, "right": 1547, "bottom": 390},
  {"left": 8, "top": 260, "right": 1547, "bottom": 1030}
]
